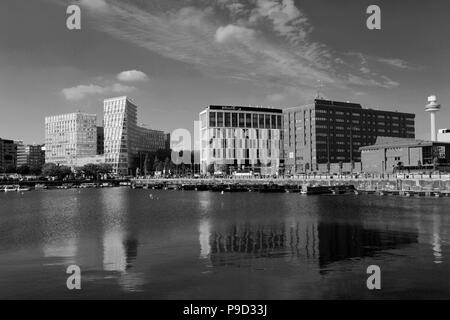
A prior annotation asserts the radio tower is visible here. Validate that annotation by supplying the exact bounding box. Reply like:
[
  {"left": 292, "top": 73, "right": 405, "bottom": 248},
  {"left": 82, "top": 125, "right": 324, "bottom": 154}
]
[{"left": 425, "top": 95, "right": 441, "bottom": 142}]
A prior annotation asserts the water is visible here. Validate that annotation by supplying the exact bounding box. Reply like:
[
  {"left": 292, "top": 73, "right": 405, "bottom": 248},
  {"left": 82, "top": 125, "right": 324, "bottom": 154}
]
[{"left": 1, "top": 188, "right": 450, "bottom": 299}]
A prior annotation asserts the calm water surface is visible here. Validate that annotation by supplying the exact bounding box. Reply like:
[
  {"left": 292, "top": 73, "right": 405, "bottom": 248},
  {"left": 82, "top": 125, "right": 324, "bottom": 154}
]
[{"left": 1, "top": 188, "right": 450, "bottom": 299}]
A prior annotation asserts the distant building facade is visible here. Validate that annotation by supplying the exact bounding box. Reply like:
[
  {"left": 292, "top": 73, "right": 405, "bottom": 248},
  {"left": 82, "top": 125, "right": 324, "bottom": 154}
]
[
  {"left": 15, "top": 140, "right": 27, "bottom": 167},
  {"left": 360, "top": 137, "right": 450, "bottom": 173},
  {"left": 283, "top": 99, "right": 416, "bottom": 174},
  {"left": 45, "top": 112, "right": 98, "bottom": 166},
  {"left": 0, "top": 138, "right": 17, "bottom": 170},
  {"left": 24, "top": 144, "right": 45, "bottom": 168},
  {"left": 103, "top": 96, "right": 166, "bottom": 175},
  {"left": 199, "top": 105, "right": 283, "bottom": 175},
  {"left": 438, "top": 129, "right": 450, "bottom": 142}
]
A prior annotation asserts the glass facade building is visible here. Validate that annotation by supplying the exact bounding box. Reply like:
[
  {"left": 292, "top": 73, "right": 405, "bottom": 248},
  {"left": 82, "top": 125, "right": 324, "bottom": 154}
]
[
  {"left": 103, "top": 96, "right": 166, "bottom": 176},
  {"left": 199, "top": 105, "right": 283, "bottom": 175}
]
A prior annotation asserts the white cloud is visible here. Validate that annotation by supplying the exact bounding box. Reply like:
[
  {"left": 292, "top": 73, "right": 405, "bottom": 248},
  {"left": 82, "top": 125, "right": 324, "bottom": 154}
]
[
  {"left": 57, "top": 0, "right": 405, "bottom": 94},
  {"left": 215, "top": 24, "right": 255, "bottom": 43},
  {"left": 249, "top": 0, "right": 310, "bottom": 44},
  {"left": 79, "top": 0, "right": 108, "bottom": 12},
  {"left": 117, "top": 70, "right": 149, "bottom": 82},
  {"left": 62, "top": 83, "right": 136, "bottom": 101},
  {"left": 377, "top": 58, "right": 410, "bottom": 69}
]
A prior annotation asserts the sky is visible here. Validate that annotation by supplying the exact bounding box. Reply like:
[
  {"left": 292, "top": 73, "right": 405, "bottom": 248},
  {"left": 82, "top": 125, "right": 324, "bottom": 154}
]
[{"left": 1, "top": 0, "right": 450, "bottom": 144}]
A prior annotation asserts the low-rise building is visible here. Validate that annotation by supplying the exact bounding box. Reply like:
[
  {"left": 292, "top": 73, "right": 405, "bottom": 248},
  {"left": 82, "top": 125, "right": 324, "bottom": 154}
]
[
  {"left": 438, "top": 129, "right": 450, "bottom": 142},
  {"left": 0, "top": 138, "right": 17, "bottom": 170},
  {"left": 360, "top": 137, "right": 450, "bottom": 173}
]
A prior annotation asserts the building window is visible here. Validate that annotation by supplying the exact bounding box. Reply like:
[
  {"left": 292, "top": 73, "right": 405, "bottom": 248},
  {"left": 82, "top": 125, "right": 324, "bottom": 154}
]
[
  {"left": 232, "top": 113, "right": 238, "bottom": 127},
  {"left": 252, "top": 114, "right": 258, "bottom": 128},
  {"left": 259, "top": 114, "right": 265, "bottom": 128},
  {"left": 246, "top": 114, "right": 252, "bottom": 128},
  {"left": 217, "top": 112, "right": 224, "bottom": 127},
  {"left": 265, "top": 114, "right": 271, "bottom": 129},
  {"left": 239, "top": 113, "right": 245, "bottom": 127},
  {"left": 225, "top": 112, "right": 231, "bottom": 127},
  {"left": 209, "top": 112, "right": 216, "bottom": 127}
]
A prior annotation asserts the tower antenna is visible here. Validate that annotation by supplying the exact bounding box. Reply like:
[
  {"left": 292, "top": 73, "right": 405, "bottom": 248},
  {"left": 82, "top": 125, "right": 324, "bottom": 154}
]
[
  {"left": 315, "top": 80, "right": 324, "bottom": 99},
  {"left": 425, "top": 95, "right": 441, "bottom": 142}
]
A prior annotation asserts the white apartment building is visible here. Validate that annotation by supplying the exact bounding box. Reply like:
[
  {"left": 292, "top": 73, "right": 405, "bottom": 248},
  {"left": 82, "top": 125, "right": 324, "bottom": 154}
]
[
  {"left": 103, "top": 96, "right": 166, "bottom": 176},
  {"left": 45, "top": 112, "right": 98, "bottom": 166}
]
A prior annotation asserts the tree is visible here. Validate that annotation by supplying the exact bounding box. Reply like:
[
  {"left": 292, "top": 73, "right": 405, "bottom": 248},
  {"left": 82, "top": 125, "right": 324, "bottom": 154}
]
[
  {"left": 30, "top": 165, "right": 43, "bottom": 176},
  {"left": 82, "top": 164, "right": 99, "bottom": 178},
  {"left": 42, "top": 163, "right": 72, "bottom": 180},
  {"left": 98, "top": 163, "right": 113, "bottom": 175},
  {"left": 207, "top": 163, "right": 215, "bottom": 175},
  {"left": 164, "top": 157, "right": 171, "bottom": 173},
  {"left": 42, "top": 163, "right": 58, "bottom": 177},
  {"left": 16, "top": 165, "right": 30, "bottom": 175},
  {"left": 4, "top": 165, "right": 16, "bottom": 174},
  {"left": 153, "top": 156, "right": 160, "bottom": 172}
]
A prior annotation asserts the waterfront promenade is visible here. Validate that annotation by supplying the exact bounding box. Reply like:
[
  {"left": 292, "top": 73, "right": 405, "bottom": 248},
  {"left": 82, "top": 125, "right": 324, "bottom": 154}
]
[{"left": 133, "top": 173, "right": 450, "bottom": 194}]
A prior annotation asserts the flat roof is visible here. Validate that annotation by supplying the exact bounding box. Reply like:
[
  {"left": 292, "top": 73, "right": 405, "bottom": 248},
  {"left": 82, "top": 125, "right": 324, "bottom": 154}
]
[
  {"left": 207, "top": 105, "right": 283, "bottom": 114},
  {"left": 285, "top": 99, "right": 415, "bottom": 116},
  {"left": 360, "top": 137, "right": 450, "bottom": 151}
]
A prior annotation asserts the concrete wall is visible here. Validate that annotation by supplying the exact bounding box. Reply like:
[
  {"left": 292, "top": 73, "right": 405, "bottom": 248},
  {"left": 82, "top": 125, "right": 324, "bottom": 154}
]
[{"left": 361, "top": 149, "right": 384, "bottom": 173}]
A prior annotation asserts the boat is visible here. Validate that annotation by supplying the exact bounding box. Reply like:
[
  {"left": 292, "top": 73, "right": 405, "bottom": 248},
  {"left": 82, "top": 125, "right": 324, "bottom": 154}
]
[
  {"left": 80, "top": 183, "right": 96, "bottom": 189},
  {"left": 223, "top": 185, "right": 249, "bottom": 193},
  {"left": 301, "top": 185, "right": 332, "bottom": 195},
  {"left": 3, "top": 185, "right": 18, "bottom": 192},
  {"left": 35, "top": 184, "right": 48, "bottom": 190},
  {"left": 101, "top": 182, "right": 113, "bottom": 188},
  {"left": 17, "top": 186, "right": 31, "bottom": 192},
  {"left": 164, "top": 184, "right": 179, "bottom": 190}
]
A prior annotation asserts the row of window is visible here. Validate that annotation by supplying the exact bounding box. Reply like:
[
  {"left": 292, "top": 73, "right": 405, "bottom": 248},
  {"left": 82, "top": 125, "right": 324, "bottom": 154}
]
[{"left": 206, "top": 112, "right": 282, "bottom": 129}]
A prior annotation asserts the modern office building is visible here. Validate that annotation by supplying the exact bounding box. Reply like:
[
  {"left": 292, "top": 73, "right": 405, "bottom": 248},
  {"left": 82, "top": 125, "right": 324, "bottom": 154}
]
[
  {"left": 438, "top": 129, "right": 450, "bottom": 142},
  {"left": 283, "top": 99, "right": 416, "bottom": 174},
  {"left": 103, "top": 96, "right": 166, "bottom": 175},
  {"left": 360, "top": 137, "right": 450, "bottom": 173},
  {"left": 24, "top": 144, "right": 45, "bottom": 167},
  {"left": 0, "top": 138, "right": 17, "bottom": 171},
  {"left": 199, "top": 105, "right": 283, "bottom": 175},
  {"left": 15, "top": 140, "right": 27, "bottom": 167},
  {"left": 45, "top": 112, "right": 98, "bottom": 166}
]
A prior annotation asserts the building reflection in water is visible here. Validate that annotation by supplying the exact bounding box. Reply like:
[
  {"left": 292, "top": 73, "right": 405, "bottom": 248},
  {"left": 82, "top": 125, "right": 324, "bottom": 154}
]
[
  {"left": 202, "top": 219, "right": 418, "bottom": 272},
  {"left": 43, "top": 238, "right": 78, "bottom": 265},
  {"left": 317, "top": 223, "right": 418, "bottom": 270},
  {"left": 100, "top": 189, "right": 144, "bottom": 292},
  {"left": 40, "top": 194, "right": 80, "bottom": 265},
  {"left": 199, "top": 219, "right": 211, "bottom": 260},
  {"left": 432, "top": 214, "right": 443, "bottom": 264}
]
